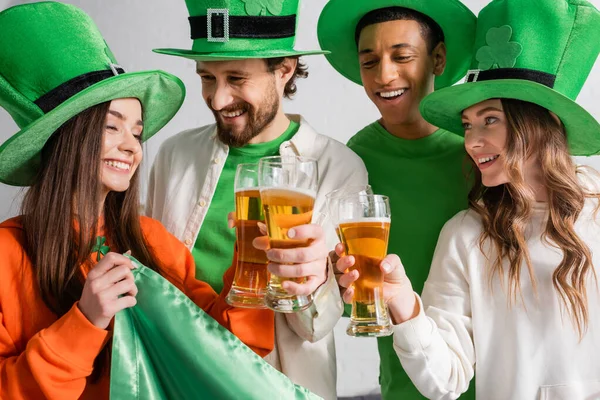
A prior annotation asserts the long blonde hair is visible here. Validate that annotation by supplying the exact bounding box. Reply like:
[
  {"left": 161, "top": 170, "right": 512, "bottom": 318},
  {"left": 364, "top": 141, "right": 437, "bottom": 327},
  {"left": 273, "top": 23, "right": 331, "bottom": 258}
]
[{"left": 468, "top": 99, "right": 600, "bottom": 337}]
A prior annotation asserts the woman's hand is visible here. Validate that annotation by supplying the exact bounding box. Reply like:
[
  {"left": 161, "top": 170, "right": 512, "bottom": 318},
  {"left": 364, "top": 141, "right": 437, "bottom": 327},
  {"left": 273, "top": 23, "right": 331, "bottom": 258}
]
[
  {"left": 78, "top": 252, "right": 138, "bottom": 329},
  {"left": 334, "top": 247, "right": 419, "bottom": 324}
]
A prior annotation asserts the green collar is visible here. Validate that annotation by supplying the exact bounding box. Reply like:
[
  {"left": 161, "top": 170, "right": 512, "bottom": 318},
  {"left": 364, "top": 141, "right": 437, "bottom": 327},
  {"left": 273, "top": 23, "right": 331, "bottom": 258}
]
[
  {"left": 368, "top": 121, "right": 462, "bottom": 158},
  {"left": 229, "top": 119, "right": 299, "bottom": 156}
]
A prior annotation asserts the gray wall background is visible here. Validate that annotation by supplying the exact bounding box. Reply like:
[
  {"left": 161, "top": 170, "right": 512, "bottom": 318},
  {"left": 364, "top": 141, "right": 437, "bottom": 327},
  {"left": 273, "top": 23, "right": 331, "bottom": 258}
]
[{"left": 1, "top": 0, "right": 599, "bottom": 396}]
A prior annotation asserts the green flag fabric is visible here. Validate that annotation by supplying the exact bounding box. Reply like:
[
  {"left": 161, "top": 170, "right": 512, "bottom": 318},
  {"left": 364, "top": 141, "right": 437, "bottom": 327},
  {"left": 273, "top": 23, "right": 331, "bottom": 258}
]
[{"left": 110, "top": 258, "right": 321, "bottom": 400}]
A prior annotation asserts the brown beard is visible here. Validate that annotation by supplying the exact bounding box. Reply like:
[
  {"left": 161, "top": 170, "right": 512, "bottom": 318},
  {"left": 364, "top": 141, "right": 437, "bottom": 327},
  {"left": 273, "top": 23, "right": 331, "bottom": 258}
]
[{"left": 210, "top": 81, "right": 280, "bottom": 148}]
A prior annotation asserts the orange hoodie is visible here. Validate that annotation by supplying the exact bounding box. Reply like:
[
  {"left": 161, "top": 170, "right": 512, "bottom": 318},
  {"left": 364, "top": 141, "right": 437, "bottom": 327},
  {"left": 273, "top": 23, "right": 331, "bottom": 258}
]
[{"left": 0, "top": 216, "right": 274, "bottom": 399}]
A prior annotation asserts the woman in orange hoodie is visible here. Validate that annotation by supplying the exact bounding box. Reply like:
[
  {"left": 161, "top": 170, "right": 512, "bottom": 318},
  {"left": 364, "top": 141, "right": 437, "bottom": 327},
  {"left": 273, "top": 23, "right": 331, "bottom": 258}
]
[{"left": 0, "top": 2, "right": 330, "bottom": 399}]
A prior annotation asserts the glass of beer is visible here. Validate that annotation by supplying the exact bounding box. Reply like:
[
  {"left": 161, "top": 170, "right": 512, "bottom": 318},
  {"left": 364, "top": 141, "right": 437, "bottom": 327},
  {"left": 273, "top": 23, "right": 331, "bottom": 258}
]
[
  {"left": 326, "top": 185, "right": 373, "bottom": 242},
  {"left": 258, "top": 156, "right": 318, "bottom": 313},
  {"left": 337, "top": 194, "right": 392, "bottom": 337},
  {"left": 226, "top": 163, "right": 269, "bottom": 308}
]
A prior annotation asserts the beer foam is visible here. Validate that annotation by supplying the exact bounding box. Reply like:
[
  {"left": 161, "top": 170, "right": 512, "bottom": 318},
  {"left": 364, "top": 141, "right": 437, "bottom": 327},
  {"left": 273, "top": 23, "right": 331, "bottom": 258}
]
[
  {"left": 260, "top": 187, "right": 317, "bottom": 199},
  {"left": 338, "top": 217, "right": 391, "bottom": 225},
  {"left": 235, "top": 186, "right": 260, "bottom": 193}
]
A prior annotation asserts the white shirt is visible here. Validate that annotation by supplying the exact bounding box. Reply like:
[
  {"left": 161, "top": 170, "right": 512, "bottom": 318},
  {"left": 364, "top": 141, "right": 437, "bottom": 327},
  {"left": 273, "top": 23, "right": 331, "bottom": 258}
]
[
  {"left": 392, "top": 168, "right": 600, "bottom": 400},
  {"left": 147, "top": 115, "right": 369, "bottom": 399}
]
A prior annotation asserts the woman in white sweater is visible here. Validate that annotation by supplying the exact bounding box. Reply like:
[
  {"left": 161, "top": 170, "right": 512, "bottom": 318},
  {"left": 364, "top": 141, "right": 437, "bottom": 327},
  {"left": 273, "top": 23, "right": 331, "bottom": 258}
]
[{"left": 335, "top": 0, "right": 600, "bottom": 398}]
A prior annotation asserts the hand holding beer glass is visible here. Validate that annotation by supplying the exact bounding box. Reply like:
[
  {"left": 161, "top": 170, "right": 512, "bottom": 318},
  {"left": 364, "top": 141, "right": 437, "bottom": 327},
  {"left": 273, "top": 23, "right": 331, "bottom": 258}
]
[
  {"left": 337, "top": 194, "right": 393, "bottom": 337},
  {"left": 226, "top": 163, "right": 269, "bottom": 308},
  {"left": 258, "top": 156, "right": 318, "bottom": 313}
]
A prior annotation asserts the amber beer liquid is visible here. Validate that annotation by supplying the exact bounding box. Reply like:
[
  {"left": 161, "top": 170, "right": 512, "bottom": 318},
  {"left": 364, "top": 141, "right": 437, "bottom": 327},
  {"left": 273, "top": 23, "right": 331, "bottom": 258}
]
[
  {"left": 339, "top": 218, "right": 392, "bottom": 336},
  {"left": 227, "top": 188, "right": 269, "bottom": 308},
  {"left": 261, "top": 188, "right": 315, "bottom": 312}
]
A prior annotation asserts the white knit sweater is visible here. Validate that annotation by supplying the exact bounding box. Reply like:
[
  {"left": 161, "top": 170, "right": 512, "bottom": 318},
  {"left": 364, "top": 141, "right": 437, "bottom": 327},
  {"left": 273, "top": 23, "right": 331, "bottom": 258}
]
[{"left": 393, "top": 169, "right": 600, "bottom": 399}]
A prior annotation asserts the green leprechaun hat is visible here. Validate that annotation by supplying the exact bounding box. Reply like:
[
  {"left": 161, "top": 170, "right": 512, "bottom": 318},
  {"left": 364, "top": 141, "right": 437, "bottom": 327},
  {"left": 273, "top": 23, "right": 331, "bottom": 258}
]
[
  {"left": 154, "top": 0, "right": 328, "bottom": 60},
  {"left": 420, "top": 0, "right": 600, "bottom": 156},
  {"left": 0, "top": 2, "right": 186, "bottom": 186},
  {"left": 317, "top": 0, "right": 477, "bottom": 89}
]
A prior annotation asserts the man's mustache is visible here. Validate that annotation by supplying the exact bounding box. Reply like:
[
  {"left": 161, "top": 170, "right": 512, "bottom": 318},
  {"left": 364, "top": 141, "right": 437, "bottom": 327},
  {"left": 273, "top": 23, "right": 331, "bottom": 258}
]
[{"left": 208, "top": 101, "right": 250, "bottom": 114}]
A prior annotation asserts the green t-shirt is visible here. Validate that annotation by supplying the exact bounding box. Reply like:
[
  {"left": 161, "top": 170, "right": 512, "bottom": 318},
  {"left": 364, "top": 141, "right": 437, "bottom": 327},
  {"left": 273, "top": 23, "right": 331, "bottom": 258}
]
[
  {"left": 347, "top": 121, "right": 475, "bottom": 400},
  {"left": 192, "top": 120, "right": 300, "bottom": 293}
]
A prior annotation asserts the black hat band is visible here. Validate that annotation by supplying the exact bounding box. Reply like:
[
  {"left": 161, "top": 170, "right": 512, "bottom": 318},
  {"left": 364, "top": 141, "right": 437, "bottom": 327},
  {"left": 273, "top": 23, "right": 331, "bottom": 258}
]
[{"left": 35, "top": 66, "right": 125, "bottom": 113}]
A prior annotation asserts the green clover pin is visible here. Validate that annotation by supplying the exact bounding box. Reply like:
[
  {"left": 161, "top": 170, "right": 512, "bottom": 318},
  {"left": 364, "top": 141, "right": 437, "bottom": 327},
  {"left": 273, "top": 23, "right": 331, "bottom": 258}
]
[
  {"left": 241, "top": 0, "right": 283, "bottom": 16},
  {"left": 476, "top": 25, "right": 523, "bottom": 70},
  {"left": 91, "top": 236, "right": 110, "bottom": 261}
]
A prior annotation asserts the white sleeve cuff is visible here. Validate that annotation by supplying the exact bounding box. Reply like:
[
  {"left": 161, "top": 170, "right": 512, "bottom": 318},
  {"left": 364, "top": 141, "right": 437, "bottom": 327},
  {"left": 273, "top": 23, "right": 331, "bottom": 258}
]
[
  {"left": 283, "top": 256, "right": 343, "bottom": 343},
  {"left": 392, "top": 293, "right": 435, "bottom": 354}
]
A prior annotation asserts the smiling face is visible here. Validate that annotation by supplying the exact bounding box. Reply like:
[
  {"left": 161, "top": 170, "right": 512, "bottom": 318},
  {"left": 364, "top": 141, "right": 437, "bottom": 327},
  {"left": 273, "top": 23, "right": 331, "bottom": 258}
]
[
  {"left": 100, "top": 98, "right": 143, "bottom": 196},
  {"left": 197, "top": 58, "right": 292, "bottom": 147},
  {"left": 357, "top": 19, "right": 445, "bottom": 126},
  {"left": 463, "top": 98, "right": 555, "bottom": 198},
  {"left": 462, "top": 99, "right": 509, "bottom": 187}
]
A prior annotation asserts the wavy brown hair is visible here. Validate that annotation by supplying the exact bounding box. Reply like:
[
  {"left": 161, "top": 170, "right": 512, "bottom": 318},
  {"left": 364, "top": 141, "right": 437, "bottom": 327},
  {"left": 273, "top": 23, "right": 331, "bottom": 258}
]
[
  {"left": 21, "top": 101, "right": 162, "bottom": 380},
  {"left": 468, "top": 99, "right": 600, "bottom": 338}
]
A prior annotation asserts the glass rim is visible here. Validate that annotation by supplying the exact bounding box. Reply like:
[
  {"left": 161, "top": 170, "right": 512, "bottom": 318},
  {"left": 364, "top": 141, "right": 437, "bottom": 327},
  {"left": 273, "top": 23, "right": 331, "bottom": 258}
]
[
  {"left": 338, "top": 193, "right": 389, "bottom": 203},
  {"left": 325, "top": 185, "right": 373, "bottom": 200},
  {"left": 236, "top": 162, "right": 259, "bottom": 172},
  {"left": 235, "top": 163, "right": 260, "bottom": 191},
  {"left": 258, "top": 155, "right": 318, "bottom": 165},
  {"left": 337, "top": 193, "right": 391, "bottom": 222}
]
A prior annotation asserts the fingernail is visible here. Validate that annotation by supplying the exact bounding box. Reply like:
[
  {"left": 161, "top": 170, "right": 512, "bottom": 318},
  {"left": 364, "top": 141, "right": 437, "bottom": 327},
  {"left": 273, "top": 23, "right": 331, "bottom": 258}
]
[
  {"left": 382, "top": 262, "right": 391, "bottom": 273},
  {"left": 287, "top": 228, "right": 296, "bottom": 238},
  {"left": 125, "top": 250, "right": 132, "bottom": 256}
]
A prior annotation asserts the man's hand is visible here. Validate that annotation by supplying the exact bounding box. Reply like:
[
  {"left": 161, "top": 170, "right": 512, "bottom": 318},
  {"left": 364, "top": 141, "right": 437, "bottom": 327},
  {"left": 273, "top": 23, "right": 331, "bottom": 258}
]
[{"left": 254, "top": 224, "right": 329, "bottom": 296}]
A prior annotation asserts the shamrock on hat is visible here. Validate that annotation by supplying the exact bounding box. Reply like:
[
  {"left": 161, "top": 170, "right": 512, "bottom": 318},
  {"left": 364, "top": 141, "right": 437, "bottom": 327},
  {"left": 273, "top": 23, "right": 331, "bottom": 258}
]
[
  {"left": 476, "top": 26, "right": 523, "bottom": 70},
  {"left": 242, "top": 0, "right": 283, "bottom": 16}
]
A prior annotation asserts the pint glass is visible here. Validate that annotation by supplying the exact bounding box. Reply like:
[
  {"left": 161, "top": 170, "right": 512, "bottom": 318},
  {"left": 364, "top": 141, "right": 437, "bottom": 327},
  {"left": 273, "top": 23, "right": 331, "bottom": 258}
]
[
  {"left": 258, "top": 156, "right": 318, "bottom": 313},
  {"left": 226, "top": 163, "right": 269, "bottom": 308},
  {"left": 338, "top": 194, "right": 392, "bottom": 337}
]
